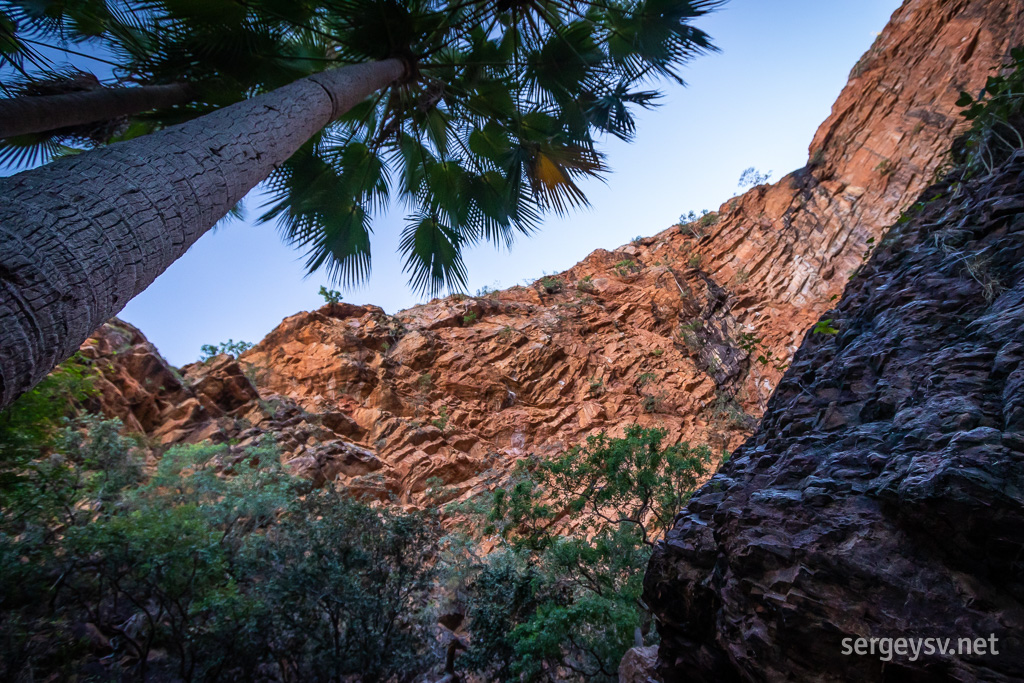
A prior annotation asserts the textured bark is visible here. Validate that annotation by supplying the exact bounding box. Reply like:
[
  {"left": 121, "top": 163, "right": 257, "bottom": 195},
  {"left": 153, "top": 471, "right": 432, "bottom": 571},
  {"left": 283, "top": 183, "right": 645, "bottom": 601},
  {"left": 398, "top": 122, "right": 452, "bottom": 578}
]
[
  {"left": 0, "top": 82, "right": 196, "bottom": 139},
  {"left": 0, "top": 58, "right": 404, "bottom": 410}
]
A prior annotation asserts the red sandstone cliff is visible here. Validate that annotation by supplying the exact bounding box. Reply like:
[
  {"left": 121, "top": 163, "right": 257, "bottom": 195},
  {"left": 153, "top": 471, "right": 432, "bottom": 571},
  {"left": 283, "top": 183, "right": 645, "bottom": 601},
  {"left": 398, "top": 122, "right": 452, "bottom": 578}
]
[{"left": 81, "top": 0, "right": 1024, "bottom": 506}]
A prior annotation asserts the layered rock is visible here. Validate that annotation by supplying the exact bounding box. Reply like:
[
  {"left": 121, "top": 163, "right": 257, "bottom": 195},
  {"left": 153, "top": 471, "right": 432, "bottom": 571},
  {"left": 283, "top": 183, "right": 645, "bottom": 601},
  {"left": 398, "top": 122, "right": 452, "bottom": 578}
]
[
  {"left": 79, "top": 0, "right": 1022, "bottom": 509},
  {"left": 646, "top": 150, "right": 1024, "bottom": 682}
]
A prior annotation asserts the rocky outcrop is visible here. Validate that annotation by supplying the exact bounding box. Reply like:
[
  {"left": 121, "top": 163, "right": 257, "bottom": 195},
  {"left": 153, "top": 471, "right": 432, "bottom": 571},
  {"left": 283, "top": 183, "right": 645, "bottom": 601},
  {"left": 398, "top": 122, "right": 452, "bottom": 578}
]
[
  {"left": 644, "top": 150, "right": 1024, "bottom": 679},
  {"left": 78, "top": 0, "right": 1022, "bottom": 508},
  {"left": 80, "top": 320, "right": 387, "bottom": 490}
]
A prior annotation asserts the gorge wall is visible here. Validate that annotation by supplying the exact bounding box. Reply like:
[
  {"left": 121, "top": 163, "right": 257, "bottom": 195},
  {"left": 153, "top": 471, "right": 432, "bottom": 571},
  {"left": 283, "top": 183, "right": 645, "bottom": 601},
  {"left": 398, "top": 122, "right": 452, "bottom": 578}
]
[
  {"left": 80, "top": 0, "right": 1024, "bottom": 511},
  {"left": 645, "top": 143, "right": 1024, "bottom": 682}
]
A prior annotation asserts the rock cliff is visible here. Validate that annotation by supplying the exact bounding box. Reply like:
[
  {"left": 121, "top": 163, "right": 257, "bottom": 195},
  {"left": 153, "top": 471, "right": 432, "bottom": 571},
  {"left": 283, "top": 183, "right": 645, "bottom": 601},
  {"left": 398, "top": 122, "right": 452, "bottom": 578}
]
[
  {"left": 79, "top": 0, "right": 1022, "bottom": 510},
  {"left": 645, "top": 146, "right": 1024, "bottom": 681}
]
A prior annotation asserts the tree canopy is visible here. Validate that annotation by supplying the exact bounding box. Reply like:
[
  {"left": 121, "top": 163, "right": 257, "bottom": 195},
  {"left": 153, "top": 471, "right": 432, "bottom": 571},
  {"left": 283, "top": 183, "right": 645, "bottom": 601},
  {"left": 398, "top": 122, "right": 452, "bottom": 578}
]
[{"left": 1, "top": 0, "right": 721, "bottom": 295}]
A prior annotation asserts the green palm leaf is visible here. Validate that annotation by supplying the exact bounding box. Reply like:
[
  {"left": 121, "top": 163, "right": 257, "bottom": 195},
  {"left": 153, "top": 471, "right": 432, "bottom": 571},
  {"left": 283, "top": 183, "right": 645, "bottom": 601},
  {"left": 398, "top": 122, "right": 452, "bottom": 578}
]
[{"left": 4, "top": 0, "right": 722, "bottom": 297}]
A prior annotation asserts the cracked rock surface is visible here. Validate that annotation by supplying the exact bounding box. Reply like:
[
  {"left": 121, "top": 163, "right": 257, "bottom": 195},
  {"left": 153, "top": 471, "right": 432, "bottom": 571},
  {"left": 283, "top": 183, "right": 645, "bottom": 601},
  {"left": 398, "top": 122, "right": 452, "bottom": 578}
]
[{"left": 644, "top": 151, "right": 1024, "bottom": 682}]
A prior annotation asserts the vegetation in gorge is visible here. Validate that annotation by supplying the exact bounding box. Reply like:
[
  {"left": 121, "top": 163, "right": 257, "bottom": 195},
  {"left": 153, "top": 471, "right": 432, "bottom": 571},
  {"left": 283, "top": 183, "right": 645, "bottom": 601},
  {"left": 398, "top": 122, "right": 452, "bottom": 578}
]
[
  {"left": 198, "top": 339, "right": 254, "bottom": 361},
  {"left": 454, "top": 425, "right": 713, "bottom": 681},
  {"left": 0, "top": 363, "right": 712, "bottom": 681},
  {"left": 0, "top": 366, "right": 442, "bottom": 681},
  {"left": 954, "top": 47, "right": 1024, "bottom": 177},
  {"left": 319, "top": 286, "right": 344, "bottom": 304},
  {"left": 10, "top": 11, "right": 1022, "bottom": 683}
]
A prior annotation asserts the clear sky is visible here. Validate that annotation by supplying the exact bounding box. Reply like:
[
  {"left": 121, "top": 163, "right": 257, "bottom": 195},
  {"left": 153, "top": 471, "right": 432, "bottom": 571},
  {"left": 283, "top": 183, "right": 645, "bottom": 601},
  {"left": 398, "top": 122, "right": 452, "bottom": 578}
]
[{"left": 11, "top": 0, "right": 905, "bottom": 366}]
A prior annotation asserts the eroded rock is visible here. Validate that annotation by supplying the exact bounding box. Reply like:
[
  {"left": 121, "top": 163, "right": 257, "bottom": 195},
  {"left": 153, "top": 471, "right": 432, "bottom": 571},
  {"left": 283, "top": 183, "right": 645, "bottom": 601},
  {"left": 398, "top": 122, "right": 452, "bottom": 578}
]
[{"left": 644, "top": 146, "right": 1024, "bottom": 682}]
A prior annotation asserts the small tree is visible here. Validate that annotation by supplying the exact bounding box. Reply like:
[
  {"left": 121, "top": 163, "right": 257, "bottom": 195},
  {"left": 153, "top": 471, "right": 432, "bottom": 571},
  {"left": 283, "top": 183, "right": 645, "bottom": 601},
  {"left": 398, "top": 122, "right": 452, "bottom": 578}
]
[
  {"left": 319, "top": 285, "right": 344, "bottom": 304},
  {"left": 738, "top": 166, "right": 772, "bottom": 188},
  {"left": 462, "top": 426, "right": 713, "bottom": 681},
  {"left": 199, "top": 339, "right": 253, "bottom": 361}
]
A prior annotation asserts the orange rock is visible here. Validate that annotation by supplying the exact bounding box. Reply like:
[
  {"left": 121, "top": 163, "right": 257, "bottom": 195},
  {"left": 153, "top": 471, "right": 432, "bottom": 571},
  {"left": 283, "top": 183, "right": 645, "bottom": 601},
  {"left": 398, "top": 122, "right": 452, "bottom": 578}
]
[{"left": 77, "top": 0, "right": 1021, "bottom": 505}]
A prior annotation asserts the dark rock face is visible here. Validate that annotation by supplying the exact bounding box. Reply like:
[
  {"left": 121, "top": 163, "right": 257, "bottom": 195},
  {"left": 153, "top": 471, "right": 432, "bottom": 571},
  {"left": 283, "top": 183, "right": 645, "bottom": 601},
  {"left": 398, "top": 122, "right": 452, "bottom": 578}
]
[{"left": 644, "top": 157, "right": 1024, "bottom": 681}]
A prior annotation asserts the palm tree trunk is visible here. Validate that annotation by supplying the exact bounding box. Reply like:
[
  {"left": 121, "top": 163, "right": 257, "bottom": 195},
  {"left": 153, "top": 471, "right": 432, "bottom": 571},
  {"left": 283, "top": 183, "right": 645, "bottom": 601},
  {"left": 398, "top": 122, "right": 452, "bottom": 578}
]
[
  {"left": 0, "top": 58, "right": 405, "bottom": 409},
  {"left": 0, "top": 82, "right": 197, "bottom": 139}
]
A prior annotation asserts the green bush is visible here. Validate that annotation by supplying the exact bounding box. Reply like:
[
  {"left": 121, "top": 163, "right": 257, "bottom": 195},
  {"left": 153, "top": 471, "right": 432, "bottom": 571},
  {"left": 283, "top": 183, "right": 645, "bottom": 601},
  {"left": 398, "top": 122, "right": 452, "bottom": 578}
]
[
  {"left": 432, "top": 405, "right": 451, "bottom": 433},
  {"left": 460, "top": 426, "right": 712, "bottom": 681},
  {"left": 0, "top": 361, "right": 714, "bottom": 682},
  {"left": 0, "top": 414, "right": 443, "bottom": 682},
  {"left": 319, "top": 285, "right": 344, "bottom": 303},
  {"left": 539, "top": 276, "right": 565, "bottom": 294},
  {"left": 738, "top": 167, "right": 771, "bottom": 188},
  {"left": 955, "top": 47, "right": 1024, "bottom": 176},
  {"left": 199, "top": 338, "right": 253, "bottom": 361}
]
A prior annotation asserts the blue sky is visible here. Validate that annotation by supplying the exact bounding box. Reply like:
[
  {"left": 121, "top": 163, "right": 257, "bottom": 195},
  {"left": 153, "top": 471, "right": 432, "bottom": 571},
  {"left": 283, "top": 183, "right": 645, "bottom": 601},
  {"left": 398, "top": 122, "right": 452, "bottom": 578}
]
[{"left": 9, "top": 0, "right": 904, "bottom": 366}]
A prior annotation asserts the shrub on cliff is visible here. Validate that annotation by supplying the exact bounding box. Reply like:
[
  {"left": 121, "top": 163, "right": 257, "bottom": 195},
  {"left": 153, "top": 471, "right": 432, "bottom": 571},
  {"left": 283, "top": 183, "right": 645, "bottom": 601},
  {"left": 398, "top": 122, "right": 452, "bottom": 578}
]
[{"left": 954, "top": 47, "right": 1024, "bottom": 176}]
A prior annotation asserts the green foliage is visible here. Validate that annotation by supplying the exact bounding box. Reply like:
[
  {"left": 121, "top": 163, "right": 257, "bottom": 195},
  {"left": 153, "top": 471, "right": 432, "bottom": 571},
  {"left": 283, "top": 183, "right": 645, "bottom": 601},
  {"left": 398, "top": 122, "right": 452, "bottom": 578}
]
[
  {"left": 737, "top": 331, "right": 788, "bottom": 372},
  {"left": 0, "top": 354, "right": 99, "bottom": 523},
  {"left": 462, "top": 426, "right": 712, "bottom": 681},
  {"left": 253, "top": 0, "right": 723, "bottom": 296},
  {"left": 862, "top": 236, "right": 876, "bottom": 263},
  {"left": 955, "top": 47, "right": 1024, "bottom": 176},
  {"left": 679, "top": 320, "right": 704, "bottom": 352},
  {"left": 576, "top": 275, "right": 596, "bottom": 293},
  {"left": 58, "top": 415, "right": 144, "bottom": 505},
  {"left": 688, "top": 252, "right": 703, "bottom": 269},
  {"left": 199, "top": 338, "right": 253, "bottom": 361},
  {"left": 432, "top": 405, "right": 450, "bottom": 432},
  {"left": 257, "top": 486, "right": 442, "bottom": 680},
  {"left": 463, "top": 310, "right": 478, "bottom": 325},
  {"left": 539, "top": 275, "right": 565, "bottom": 294},
  {"left": 614, "top": 259, "right": 639, "bottom": 276},
  {"left": 636, "top": 372, "right": 657, "bottom": 390},
  {"left": 319, "top": 285, "right": 344, "bottom": 303},
  {"left": 0, "top": 427, "right": 443, "bottom": 681},
  {"left": 0, "top": 2, "right": 326, "bottom": 168},
  {"left": 711, "top": 390, "right": 755, "bottom": 430},
  {"left": 738, "top": 167, "right": 772, "bottom": 188},
  {"left": 812, "top": 319, "right": 839, "bottom": 335},
  {"left": 5, "top": 1, "right": 722, "bottom": 298},
  {"left": 678, "top": 209, "right": 717, "bottom": 238},
  {"left": 641, "top": 392, "right": 663, "bottom": 413},
  {"left": 0, "top": 353, "right": 95, "bottom": 462}
]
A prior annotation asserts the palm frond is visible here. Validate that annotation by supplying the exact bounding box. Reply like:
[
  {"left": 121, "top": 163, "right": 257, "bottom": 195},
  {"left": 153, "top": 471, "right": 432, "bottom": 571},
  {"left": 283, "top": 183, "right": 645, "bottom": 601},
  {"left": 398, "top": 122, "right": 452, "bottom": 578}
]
[
  {"left": 260, "top": 140, "right": 375, "bottom": 287},
  {"left": 399, "top": 211, "right": 468, "bottom": 295}
]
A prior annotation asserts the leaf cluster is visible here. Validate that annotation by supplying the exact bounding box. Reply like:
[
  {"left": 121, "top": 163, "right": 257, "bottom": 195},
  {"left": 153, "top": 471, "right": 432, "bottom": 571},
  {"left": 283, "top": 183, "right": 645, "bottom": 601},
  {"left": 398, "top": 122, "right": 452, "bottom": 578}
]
[
  {"left": 954, "top": 46, "right": 1024, "bottom": 177},
  {"left": 0, "top": 411, "right": 443, "bottom": 681},
  {"left": 0, "top": 0, "right": 328, "bottom": 165},
  {"left": 250, "top": 0, "right": 722, "bottom": 294},
  {"left": 199, "top": 338, "right": 253, "bottom": 361},
  {"left": 3, "top": 0, "right": 722, "bottom": 295},
  {"left": 460, "top": 425, "right": 712, "bottom": 680}
]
